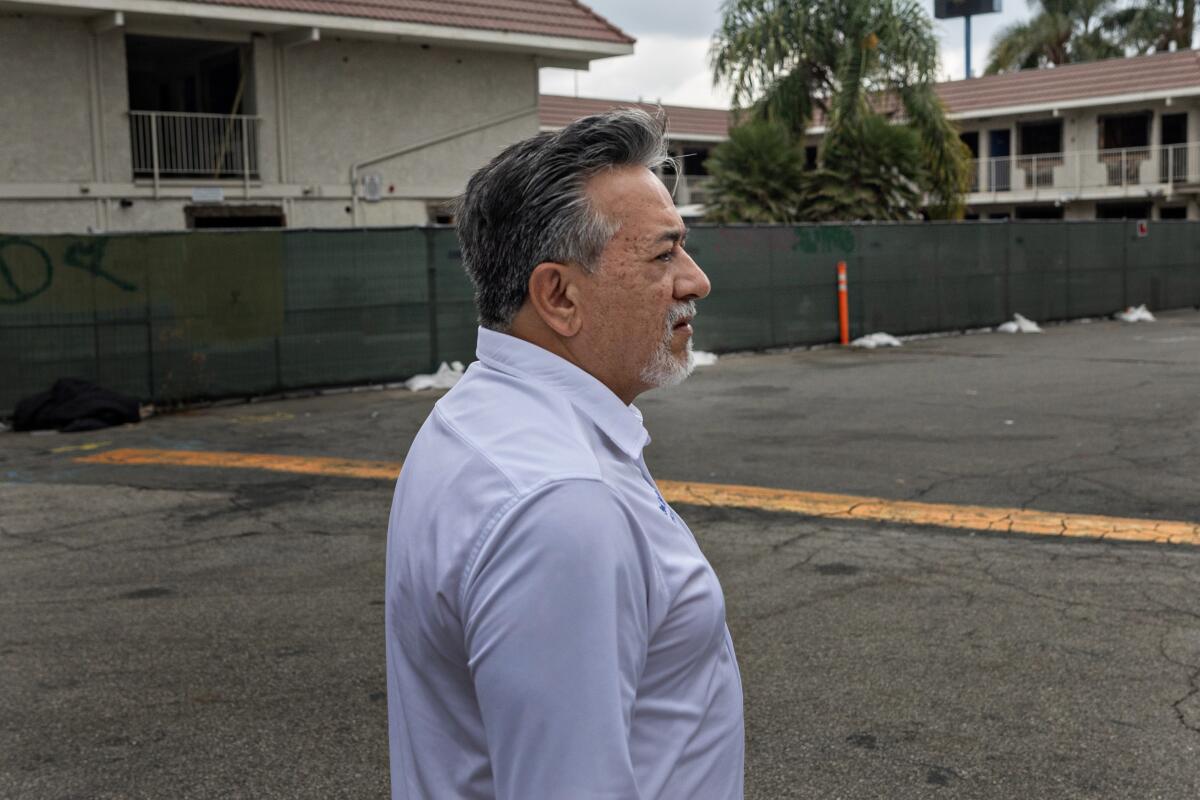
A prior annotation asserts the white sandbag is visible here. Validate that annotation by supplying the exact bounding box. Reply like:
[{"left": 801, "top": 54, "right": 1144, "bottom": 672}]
[
  {"left": 850, "top": 332, "right": 902, "bottom": 349},
  {"left": 405, "top": 361, "right": 465, "bottom": 392},
  {"left": 1115, "top": 304, "right": 1156, "bottom": 323},
  {"left": 997, "top": 313, "right": 1042, "bottom": 334}
]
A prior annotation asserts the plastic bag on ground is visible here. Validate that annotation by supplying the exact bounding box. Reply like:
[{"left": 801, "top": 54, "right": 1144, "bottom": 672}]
[
  {"left": 1115, "top": 304, "right": 1156, "bottom": 323},
  {"left": 997, "top": 313, "right": 1043, "bottom": 334},
  {"left": 851, "top": 332, "right": 902, "bottom": 349},
  {"left": 12, "top": 378, "right": 140, "bottom": 433},
  {"left": 405, "top": 361, "right": 465, "bottom": 392}
]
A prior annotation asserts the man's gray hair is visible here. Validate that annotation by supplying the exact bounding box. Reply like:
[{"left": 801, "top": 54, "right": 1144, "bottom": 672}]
[{"left": 455, "top": 108, "right": 672, "bottom": 330}]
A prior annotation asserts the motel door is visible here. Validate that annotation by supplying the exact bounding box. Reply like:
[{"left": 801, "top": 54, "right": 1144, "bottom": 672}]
[{"left": 989, "top": 129, "right": 1011, "bottom": 191}]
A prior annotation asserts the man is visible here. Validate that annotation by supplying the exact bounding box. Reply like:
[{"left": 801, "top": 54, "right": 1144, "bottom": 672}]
[{"left": 385, "top": 109, "right": 744, "bottom": 799}]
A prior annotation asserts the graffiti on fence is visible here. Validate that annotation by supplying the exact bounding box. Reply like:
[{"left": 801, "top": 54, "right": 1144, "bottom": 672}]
[
  {"left": 793, "top": 226, "right": 855, "bottom": 255},
  {"left": 0, "top": 237, "right": 137, "bottom": 304}
]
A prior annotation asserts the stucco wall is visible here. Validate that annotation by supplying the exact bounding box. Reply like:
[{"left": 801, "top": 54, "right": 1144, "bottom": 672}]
[
  {"left": 0, "top": 200, "right": 101, "bottom": 233},
  {"left": 283, "top": 197, "right": 428, "bottom": 228},
  {"left": 283, "top": 40, "right": 538, "bottom": 193},
  {"left": 106, "top": 199, "right": 189, "bottom": 232},
  {"left": 98, "top": 28, "right": 132, "bottom": 182},
  {"left": 252, "top": 36, "right": 281, "bottom": 186},
  {"left": 0, "top": 15, "right": 95, "bottom": 182}
]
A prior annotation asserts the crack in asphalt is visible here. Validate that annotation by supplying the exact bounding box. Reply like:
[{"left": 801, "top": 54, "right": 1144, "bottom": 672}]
[{"left": 1175, "top": 665, "right": 1200, "bottom": 735}]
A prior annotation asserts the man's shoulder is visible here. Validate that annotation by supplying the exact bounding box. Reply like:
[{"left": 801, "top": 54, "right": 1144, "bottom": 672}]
[{"left": 423, "top": 363, "right": 604, "bottom": 492}]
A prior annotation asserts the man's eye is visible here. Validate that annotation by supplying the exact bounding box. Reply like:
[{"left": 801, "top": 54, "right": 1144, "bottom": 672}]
[{"left": 657, "top": 249, "right": 675, "bottom": 262}]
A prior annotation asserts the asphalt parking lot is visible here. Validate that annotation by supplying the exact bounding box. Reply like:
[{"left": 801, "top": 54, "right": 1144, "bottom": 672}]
[{"left": 3, "top": 310, "right": 1199, "bottom": 799}]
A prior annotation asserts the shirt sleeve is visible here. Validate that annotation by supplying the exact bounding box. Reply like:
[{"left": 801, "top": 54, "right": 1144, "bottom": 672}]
[{"left": 461, "top": 479, "right": 650, "bottom": 800}]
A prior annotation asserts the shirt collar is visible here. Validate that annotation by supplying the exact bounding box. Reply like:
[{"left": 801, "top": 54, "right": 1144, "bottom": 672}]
[{"left": 475, "top": 327, "right": 650, "bottom": 459}]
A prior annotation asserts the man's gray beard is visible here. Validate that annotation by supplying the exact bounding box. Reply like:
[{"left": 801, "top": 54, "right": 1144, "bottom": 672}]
[{"left": 639, "top": 302, "right": 697, "bottom": 389}]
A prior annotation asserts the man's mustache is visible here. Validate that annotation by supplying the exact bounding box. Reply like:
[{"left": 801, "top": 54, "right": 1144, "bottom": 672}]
[{"left": 666, "top": 301, "right": 697, "bottom": 329}]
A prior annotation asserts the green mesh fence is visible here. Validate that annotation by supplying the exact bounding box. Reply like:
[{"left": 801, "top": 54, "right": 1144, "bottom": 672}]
[{"left": 2, "top": 222, "right": 1197, "bottom": 414}]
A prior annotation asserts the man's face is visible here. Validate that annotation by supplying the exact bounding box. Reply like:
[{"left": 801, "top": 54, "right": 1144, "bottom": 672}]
[{"left": 575, "top": 166, "right": 711, "bottom": 403}]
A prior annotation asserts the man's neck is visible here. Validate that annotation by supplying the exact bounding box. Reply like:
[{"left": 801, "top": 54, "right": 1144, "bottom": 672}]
[{"left": 501, "top": 314, "right": 637, "bottom": 405}]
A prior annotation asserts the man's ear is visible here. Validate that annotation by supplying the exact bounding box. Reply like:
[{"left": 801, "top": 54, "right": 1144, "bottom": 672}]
[{"left": 527, "top": 261, "right": 584, "bottom": 337}]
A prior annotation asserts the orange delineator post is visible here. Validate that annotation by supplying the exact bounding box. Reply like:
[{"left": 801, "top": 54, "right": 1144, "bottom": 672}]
[{"left": 837, "top": 261, "right": 850, "bottom": 345}]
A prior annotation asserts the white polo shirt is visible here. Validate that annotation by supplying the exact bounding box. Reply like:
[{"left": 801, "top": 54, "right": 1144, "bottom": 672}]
[{"left": 385, "top": 327, "right": 744, "bottom": 800}]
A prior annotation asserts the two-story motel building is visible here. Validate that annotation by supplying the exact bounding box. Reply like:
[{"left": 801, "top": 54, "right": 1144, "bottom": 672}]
[
  {"left": 544, "top": 48, "right": 1200, "bottom": 221},
  {"left": 0, "top": 0, "right": 631, "bottom": 234}
]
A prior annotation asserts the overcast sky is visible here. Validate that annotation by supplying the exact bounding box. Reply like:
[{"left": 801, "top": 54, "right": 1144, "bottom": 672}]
[{"left": 540, "top": 0, "right": 1030, "bottom": 108}]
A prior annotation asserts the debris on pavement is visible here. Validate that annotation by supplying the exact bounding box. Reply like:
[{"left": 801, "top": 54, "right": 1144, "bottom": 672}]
[
  {"left": 692, "top": 351, "right": 719, "bottom": 366},
  {"left": 12, "top": 378, "right": 141, "bottom": 433},
  {"left": 851, "top": 332, "right": 903, "bottom": 349},
  {"left": 405, "top": 361, "right": 465, "bottom": 392},
  {"left": 997, "top": 313, "right": 1043, "bottom": 334},
  {"left": 1115, "top": 304, "right": 1156, "bottom": 323}
]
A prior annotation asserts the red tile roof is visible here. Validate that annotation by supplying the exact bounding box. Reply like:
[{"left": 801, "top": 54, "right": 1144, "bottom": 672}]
[
  {"left": 188, "top": 0, "right": 634, "bottom": 44},
  {"left": 937, "top": 48, "right": 1200, "bottom": 114},
  {"left": 540, "top": 94, "right": 733, "bottom": 139},
  {"left": 541, "top": 50, "right": 1200, "bottom": 139}
]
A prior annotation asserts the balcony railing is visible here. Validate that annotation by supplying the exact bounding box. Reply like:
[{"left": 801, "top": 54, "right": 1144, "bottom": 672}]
[
  {"left": 969, "top": 143, "right": 1197, "bottom": 197},
  {"left": 130, "top": 111, "right": 261, "bottom": 185}
]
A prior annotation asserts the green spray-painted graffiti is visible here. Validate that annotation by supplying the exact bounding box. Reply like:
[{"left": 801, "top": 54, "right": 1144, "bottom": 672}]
[
  {"left": 792, "top": 226, "right": 856, "bottom": 255},
  {"left": 0, "top": 237, "right": 137, "bottom": 304}
]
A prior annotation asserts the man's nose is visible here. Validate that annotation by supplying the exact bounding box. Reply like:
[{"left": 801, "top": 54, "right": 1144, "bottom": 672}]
[{"left": 677, "top": 250, "right": 711, "bottom": 301}]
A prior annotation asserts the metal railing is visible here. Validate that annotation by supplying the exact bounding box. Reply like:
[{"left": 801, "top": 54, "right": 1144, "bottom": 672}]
[
  {"left": 663, "top": 173, "right": 715, "bottom": 206},
  {"left": 969, "top": 143, "right": 1197, "bottom": 196},
  {"left": 130, "top": 111, "right": 261, "bottom": 186}
]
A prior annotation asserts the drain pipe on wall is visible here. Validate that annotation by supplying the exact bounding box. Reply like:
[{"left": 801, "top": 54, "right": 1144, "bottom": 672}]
[
  {"left": 349, "top": 104, "right": 538, "bottom": 226},
  {"left": 275, "top": 27, "right": 320, "bottom": 225}
]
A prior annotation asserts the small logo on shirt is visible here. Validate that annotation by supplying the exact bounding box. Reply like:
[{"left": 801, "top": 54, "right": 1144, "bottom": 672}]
[{"left": 655, "top": 491, "right": 680, "bottom": 524}]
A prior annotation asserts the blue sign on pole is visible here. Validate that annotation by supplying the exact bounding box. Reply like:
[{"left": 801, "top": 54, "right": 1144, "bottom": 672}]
[
  {"left": 934, "top": 0, "right": 1002, "bottom": 79},
  {"left": 933, "top": 0, "right": 1001, "bottom": 17}
]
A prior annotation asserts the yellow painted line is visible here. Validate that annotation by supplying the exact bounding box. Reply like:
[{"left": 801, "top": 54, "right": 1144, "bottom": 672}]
[
  {"left": 77, "top": 447, "right": 400, "bottom": 481},
  {"left": 654, "top": 481, "right": 1200, "bottom": 547},
  {"left": 74, "top": 448, "right": 1200, "bottom": 546},
  {"left": 50, "top": 440, "right": 112, "bottom": 454}
]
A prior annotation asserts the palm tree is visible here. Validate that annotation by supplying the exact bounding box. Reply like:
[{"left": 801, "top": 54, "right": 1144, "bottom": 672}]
[
  {"left": 1107, "top": 0, "right": 1196, "bottom": 54},
  {"left": 704, "top": 120, "right": 808, "bottom": 224},
  {"left": 984, "top": 0, "right": 1123, "bottom": 74},
  {"left": 711, "top": 0, "right": 969, "bottom": 219},
  {"left": 704, "top": 116, "right": 927, "bottom": 223}
]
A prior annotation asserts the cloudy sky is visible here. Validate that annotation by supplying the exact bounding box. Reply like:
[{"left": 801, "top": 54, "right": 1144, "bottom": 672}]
[{"left": 540, "top": 0, "right": 1030, "bottom": 108}]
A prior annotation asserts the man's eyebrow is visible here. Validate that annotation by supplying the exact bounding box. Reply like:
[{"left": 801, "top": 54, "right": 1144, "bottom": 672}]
[{"left": 653, "top": 226, "right": 689, "bottom": 246}]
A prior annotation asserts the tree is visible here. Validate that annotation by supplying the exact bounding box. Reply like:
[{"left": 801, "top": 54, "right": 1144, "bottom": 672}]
[
  {"left": 984, "top": 0, "right": 1123, "bottom": 74},
  {"left": 703, "top": 120, "right": 808, "bottom": 224},
  {"left": 705, "top": 116, "right": 926, "bottom": 224},
  {"left": 1106, "top": 0, "right": 1196, "bottom": 54},
  {"left": 806, "top": 114, "right": 925, "bottom": 221},
  {"left": 710, "top": 0, "right": 970, "bottom": 220}
]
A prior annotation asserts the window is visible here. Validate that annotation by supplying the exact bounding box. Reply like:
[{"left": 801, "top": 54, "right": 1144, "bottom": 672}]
[
  {"left": 427, "top": 203, "right": 455, "bottom": 225},
  {"left": 186, "top": 205, "right": 285, "bottom": 229},
  {"left": 959, "top": 131, "right": 980, "bottom": 158},
  {"left": 1018, "top": 120, "right": 1062, "bottom": 155},
  {"left": 1095, "top": 201, "right": 1151, "bottom": 220},
  {"left": 126, "top": 35, "right": 259, "bottom": 181},
  {"left": 681, "top": 146, "right": 711, "bottom": 177},
  {"left": 960, "top": 132, "right": 980, "bottom": 191},
  {"left": 126, "top": 35, "right": 252, "bottom": 116},
  {"left": 1098, "top": 112, "right": 1151, "bottom": 150},
  {"left": 1014, "top": 205, "right": 1063, "bottom": 220},
  {"left": 1161, "top": 113, "right": 1188, "bottom": 183},
  {"left": 1017, "top": 121, "right": 1062, "bottom": 188}
]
